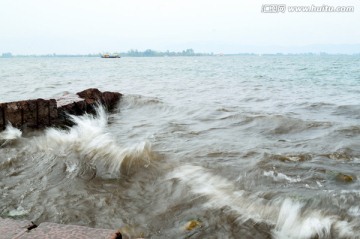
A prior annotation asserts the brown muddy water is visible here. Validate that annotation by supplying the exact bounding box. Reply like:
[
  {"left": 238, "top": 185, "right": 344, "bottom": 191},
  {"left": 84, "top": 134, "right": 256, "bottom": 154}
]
[{"left": 0, "top": 56, "right": 360, "bottom": 238}]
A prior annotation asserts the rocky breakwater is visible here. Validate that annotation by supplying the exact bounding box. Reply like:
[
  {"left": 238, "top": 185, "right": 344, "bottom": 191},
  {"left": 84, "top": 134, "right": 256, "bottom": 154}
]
[{"left": 0, "top": 88, "right": 122, "bottom": 130}]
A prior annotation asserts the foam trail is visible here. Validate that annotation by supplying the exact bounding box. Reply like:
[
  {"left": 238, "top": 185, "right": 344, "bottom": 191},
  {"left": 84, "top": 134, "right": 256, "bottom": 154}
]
[
  {"left": 167, "top": 165, "right": 358, "bottom": 238},
  {"left": 0, "top": 123, "right": 22, "bottom": 146},
  {"left": 273, "top": 199, "right": 358, "bottom": 239},
  {"left": 263, "top": 170, "right": 301, "bottom": 183},
  {"left": 32, "top": 106, "right": 154, "bottom": 177},
  {"left": 167, "top": 165, "right": 277, "bottom": 224}
]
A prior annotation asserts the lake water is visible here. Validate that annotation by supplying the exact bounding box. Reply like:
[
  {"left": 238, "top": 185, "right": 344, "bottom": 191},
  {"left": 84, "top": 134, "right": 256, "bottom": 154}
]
[{"left": 0, "top": 56, "right": 360, "bottom": 238}]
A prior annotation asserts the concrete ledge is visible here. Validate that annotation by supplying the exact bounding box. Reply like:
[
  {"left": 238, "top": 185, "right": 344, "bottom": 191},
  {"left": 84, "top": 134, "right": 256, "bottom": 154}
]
[
  {"left": 0, "top": 218, "right": 33, "bottom": 239},
  {"left": 0, "top": 217, "right": 122, "bottom": 239},
  {"left": 20, "top": 222, "right": 117, "bottom": 239},
  {"left": 0, "top": 88, "right": 122, "bottom": 130}
]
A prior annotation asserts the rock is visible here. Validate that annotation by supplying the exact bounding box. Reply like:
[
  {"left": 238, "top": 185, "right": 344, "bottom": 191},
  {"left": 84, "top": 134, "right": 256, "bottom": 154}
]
[
  {"left": 185, "top": 220, "right": 201, "bottom": 231},
  {"left": 0, "top": 99, "right": 58, "bottom": 130},
  {"left": 0, "top": 88, "right": 122, "bottom": 131},
  {"left": 336, "top": 173, "right": 355, "bottom": 183},
  {"left": 76, "top": 88, "right": 122, "bottom": 111}
]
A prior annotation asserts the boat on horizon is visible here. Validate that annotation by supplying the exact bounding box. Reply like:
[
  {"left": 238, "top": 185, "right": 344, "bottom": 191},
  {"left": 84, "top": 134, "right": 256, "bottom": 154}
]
[{"left": 101, "top": 53, "right": 120, "bottom": 58}]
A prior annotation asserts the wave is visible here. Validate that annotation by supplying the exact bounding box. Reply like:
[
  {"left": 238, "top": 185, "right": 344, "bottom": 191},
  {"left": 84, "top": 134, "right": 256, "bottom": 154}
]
[
  {"left": 303, "top": 102, "right": 335, "bottom": 110},
  {"left": 273, "top": 199, "right": 357, "bottom": 239},
  {"left": 30, "top": 106, "right": 157, "bottom": 178},
  {"left": 166, "top": 164, "right": 360, "bottom": 238},
  {"left": 224, "top": 114, "right": 333, "bottom": 136},
  {"left": 332, "top": 126, "right": 360, "bottom": 137},
  {"left": 263, "top": 170, "right": 301, "bottom": 183},
  {"left": 120, "top": 94, "right": 164, "bottom": 109},
  {"left": 333, "top": 105, "right": 360, "bottom": 119},
  {"left": 166, "top": 165, "right": 275, "bottom": 224}
]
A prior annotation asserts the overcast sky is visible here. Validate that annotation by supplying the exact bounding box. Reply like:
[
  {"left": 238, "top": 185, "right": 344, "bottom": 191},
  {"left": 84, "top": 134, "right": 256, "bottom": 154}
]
[{"left": 0, "top": 0, "right": 359, "bottom": 54}]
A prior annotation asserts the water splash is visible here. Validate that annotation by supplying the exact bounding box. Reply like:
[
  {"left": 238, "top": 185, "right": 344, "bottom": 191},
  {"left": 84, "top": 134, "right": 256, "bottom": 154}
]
[
  {"left": 0, "top": 123, "right": 22, "bottom": 146},
  {"left": 166, "top": 165, "right": 277, "bottom": 224},
  {"left": 273, "top": 199, "right": 356, "bottom": 239},
  {"left": 31, "top": 106, "right": 155, "bottom": 178},
  {"left": 167, "top": 164, "right": 359, "bottom": 238},
  {"left": 263, "top": 170, "right": 301, "bottom": 183}
]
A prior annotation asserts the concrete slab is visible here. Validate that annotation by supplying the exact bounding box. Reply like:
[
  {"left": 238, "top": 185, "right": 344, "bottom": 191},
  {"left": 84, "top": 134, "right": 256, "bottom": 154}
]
[
  {"left": 20, "top": 222, "right": 118, "bottom": 239},
  {"left": 0, "top": 217, "right": 33, "bottom": 239}
]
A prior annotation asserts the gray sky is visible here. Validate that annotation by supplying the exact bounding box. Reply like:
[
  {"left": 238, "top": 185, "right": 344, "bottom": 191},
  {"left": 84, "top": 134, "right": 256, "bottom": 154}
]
[{"left": 0, "top": 0, "right": 359, "bottom": 54}]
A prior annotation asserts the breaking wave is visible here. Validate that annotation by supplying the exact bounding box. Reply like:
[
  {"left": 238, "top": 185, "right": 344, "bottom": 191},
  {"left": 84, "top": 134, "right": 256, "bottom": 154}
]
[
  {"left": 30, "top": 106, "right": 157, "bottom": 178},
  {"left": 167, "top": 164, "right": 360, "bottom": 238}
]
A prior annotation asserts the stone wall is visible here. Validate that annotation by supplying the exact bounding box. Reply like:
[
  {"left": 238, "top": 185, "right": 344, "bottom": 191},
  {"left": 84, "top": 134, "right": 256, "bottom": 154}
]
[{"left": 0, "top": 88, "right": 122, "bottom": 130}]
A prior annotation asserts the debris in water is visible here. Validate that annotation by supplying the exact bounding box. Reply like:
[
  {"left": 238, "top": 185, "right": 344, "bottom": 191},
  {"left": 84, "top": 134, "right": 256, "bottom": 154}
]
[{"left": 185, "top": 220, "right": 201, "bottom": 231}]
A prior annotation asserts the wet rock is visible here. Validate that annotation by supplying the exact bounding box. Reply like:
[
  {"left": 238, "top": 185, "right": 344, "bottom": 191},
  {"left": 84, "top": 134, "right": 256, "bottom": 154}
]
[
  {"left": 325, "top": 151, "right": 352, "bottom": 161},
  {"left": 336, "top": 173, "right": 355, "bottom": 183},
  {"left": 270, "top": 154, "right": 312, "bottom": 162},
  {"left": 77, "top": 88, "right": 122, "bottom": 111},
  {"left": 185, "top": 220, "right": 202, "bottom": 231},
  {"left": 0, "top": 88, "right": 122, "bottom": 130},
  {"left": 0, "top": 99, "right": 58, "bottom": 130}
]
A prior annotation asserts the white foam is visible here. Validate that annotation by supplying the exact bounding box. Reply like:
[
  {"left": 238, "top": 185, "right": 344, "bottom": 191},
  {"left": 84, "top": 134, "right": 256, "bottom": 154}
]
[
  {"left": 167, "top": 165, "right": 359, "bottom": 238},
  {"left": 8, "top": 206, "right": 28, "bottom": 217},
  {"left": 65, "top": 161, "right": 78, "bottom": 174},
  {"left": 167, "top": 165, "right": 277, "bottom": 224},
  {"left": 263, "top": 170, "right": 301, "bottom": 183},
  {"left": 0, "top": 123, "right": 22, "bottom": 146},
  {"left": 31, "top": 106, "right": 154, "bottom": 177},
  {"left": 316, "top": 181, "right": 323, "bottom": 187},
  {"left": 273, "top": 199, "right": 358, "bottom": 239},
  {"left": 274, "top": 199, "right": 332, "bottom": 238},
  {"left": 348, "top": 206, "right": 360, "bottom": 216},
  {"left": 0, "top": 123, "right": 22, "bottom": 140}
]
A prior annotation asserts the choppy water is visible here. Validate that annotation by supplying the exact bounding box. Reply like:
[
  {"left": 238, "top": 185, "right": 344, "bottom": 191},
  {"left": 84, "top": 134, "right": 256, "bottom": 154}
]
[{"left": 0, "top": 56, "right": 359, "bottom": 238}]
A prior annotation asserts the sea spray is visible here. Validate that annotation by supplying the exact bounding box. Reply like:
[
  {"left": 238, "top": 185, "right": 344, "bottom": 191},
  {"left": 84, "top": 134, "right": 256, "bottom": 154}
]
[
  {"left": 30, "top": 106, "right": 156, "bottom": 178},
  {"left": 273, "top": 198, "right": 357, "bottom": 239},
  {"left": 0, "top": 123, "right": 22, "bottom": 146},
  {"left": 166, "top": 164, "right": 277, "bottom": 224},
  {"left": 167, "top": 164, "right": 359, "bottom": 238}
]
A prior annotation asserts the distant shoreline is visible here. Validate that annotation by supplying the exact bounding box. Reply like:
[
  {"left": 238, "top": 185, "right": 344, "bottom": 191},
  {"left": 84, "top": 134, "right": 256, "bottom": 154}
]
[
  {"left": 1, "top": 48, "right": 360, "bottom": 58},
  {"left": 1, "top": 53, "right": 360, "bottom": 58}
]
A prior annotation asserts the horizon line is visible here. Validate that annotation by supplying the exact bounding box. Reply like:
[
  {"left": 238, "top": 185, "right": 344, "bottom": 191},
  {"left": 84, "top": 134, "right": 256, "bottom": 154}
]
[{"left": 1, "top": 52, "right": 360, "bottom": 57}]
